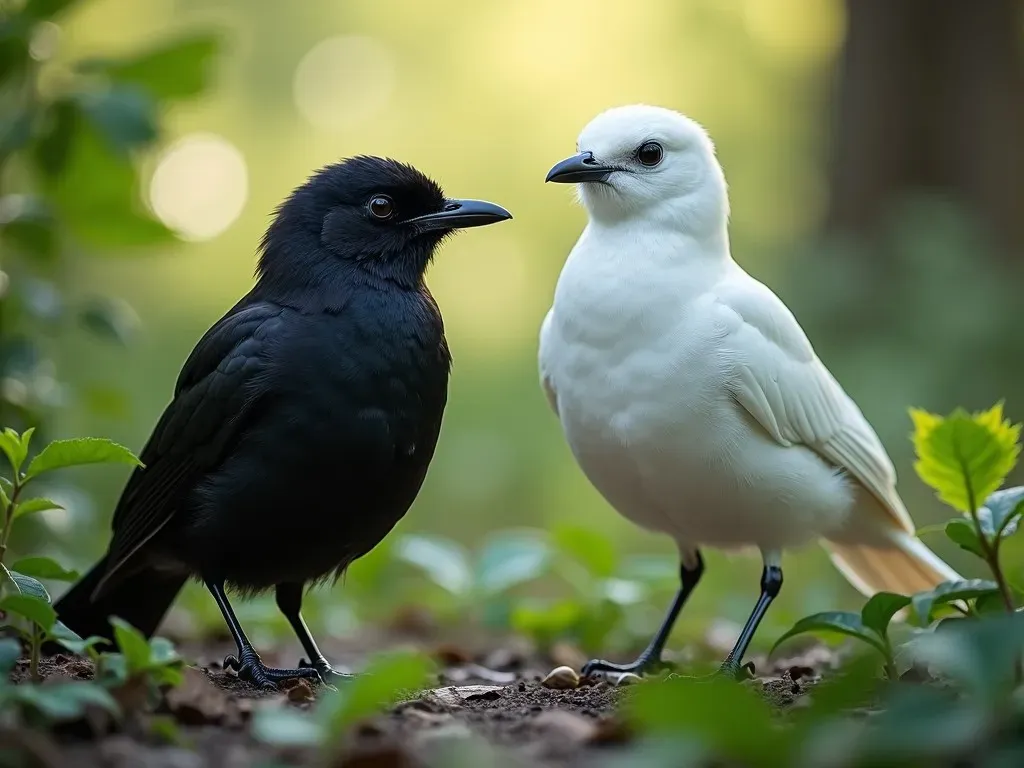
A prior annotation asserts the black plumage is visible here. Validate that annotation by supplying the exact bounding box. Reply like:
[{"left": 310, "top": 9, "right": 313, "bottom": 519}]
[{"left": 54, "top": 157, "right": 511, "bottom": 687}]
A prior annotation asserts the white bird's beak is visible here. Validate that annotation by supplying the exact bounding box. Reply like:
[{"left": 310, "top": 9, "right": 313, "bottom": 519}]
[{"left": 545, "top": 152, "right": 616, "bottom": 184}]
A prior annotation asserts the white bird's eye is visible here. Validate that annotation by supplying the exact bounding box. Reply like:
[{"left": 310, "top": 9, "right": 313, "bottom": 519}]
[
  {"left": 368, "top": 194, "right": 395, "bottom": 220},
  {"left": 636, "top": 141, "right": 663, "bottom": 167}
]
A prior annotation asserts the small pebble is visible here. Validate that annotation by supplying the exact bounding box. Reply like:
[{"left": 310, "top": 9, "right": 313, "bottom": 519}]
[{"left": 541, "top": 665, "right": 580, "bottom": 690}]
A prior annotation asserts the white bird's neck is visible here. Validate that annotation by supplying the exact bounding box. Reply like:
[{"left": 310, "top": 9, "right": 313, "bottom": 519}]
[{"left": 577, "top": 208, "right": 734, "bottom": 283}]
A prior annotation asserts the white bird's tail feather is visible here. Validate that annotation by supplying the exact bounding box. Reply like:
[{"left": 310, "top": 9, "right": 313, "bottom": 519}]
[{"left": 821, "top": 531, "right": 961, "bottom": 598}]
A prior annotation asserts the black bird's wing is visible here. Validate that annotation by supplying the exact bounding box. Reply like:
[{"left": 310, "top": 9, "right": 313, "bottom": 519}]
[{"left": 94, "top": 299, "right": 285, "bottom": 597}]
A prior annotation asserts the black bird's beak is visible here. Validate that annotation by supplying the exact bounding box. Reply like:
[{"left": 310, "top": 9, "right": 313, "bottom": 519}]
[
  {"left": 407, "top": 199, "right": 512, "bottom": 231},
  {"left": 545, "top": 152, "right": 614, "bottom": 183}
]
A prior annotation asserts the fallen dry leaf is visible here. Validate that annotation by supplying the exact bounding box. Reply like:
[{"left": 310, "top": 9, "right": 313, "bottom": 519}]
[
  {"left": 165, "top": 667, "right": 230, "bottom": 725},
  {"left": 282, "top": 677, "right": 317, "bottom": 703},
  {"left": 531, "top": 710, "right": 597, "bottom": 743}
]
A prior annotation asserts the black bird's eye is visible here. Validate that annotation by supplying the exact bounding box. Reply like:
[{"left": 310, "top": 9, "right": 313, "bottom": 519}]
[
  {"left": 637, "top": 141, "right": 663, "bottom": 167},
  {"left": 368, "top": 195, "right": 395, "bottom": 220}
]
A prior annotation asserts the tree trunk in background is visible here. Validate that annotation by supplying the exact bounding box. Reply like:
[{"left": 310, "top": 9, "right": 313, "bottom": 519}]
[{"left": 827, "top": 0, "right": 1024, "bottom": 257}]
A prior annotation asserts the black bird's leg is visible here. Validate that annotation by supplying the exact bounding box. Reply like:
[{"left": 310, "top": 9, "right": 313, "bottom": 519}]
[
  {"left": 206, "top": 581, "right": 323, "bottom": 690},
  {"left": 275, "top": 582, "right": 354, "bottom": 684},
  {"left": 582, "top": 550, "right": 704, "bottom": 678},
  {"left": 718, "top": 551, "right": 783, "bottom": 679}
]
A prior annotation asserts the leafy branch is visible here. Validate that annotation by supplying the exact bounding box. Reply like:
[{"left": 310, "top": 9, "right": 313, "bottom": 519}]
[{"left": 774, "top": 401, "right": 1023, "bottom": 678}]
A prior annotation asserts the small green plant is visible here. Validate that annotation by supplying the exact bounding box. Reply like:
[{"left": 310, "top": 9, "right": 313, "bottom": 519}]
[
  {"left": 392, "top": 527, "right": 553, "bottom": 626},
  {"left": 391, "top": 524, "right": 677, "bottom": 654},
  {"left": 252, "top": 650, "right": 434, "bottom": 753},
  {"left": 911, "top": 402, "right": 1022, "bottom": 611},
  {"left": 621, "top": 613, "right": 1024, "bottom": 768},
  {"left": 775, "top": 402, "right": 1023, "bottom": 678},
  {"left": 0, "top": 426, "right": 140, "bottom": 679},
  {"left": 0, "top": 636, "right": 119, "bottom": 727}
]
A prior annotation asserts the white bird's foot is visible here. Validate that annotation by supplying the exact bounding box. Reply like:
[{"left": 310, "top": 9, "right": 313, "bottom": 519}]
[{"left": 581, "top": 654, "right": 675, "bottom": 680}]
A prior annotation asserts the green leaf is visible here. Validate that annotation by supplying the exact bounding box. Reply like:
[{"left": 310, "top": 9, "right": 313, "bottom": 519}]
[
  {"left": 10, "top": 556, "right": 79, "bottom": 582},
  {"left": 910, "top": 579, "right": 1000, "bottom": 626},
  {"left": 0, "top": 562, "right": 17, "bottom": 598},
  {"left": 252, "top": 707, "right": 323, "bottom": 747},
  {"left": 23, "top": 0, "right": 82, "bottom": 20},
  {"left": 394, "top": 534, "right": 471, "bottom": 595},
  {"left": 147, "top": 636, "right": 180, "bottom": 667},
  {"left": 10, "top": 571, "right": 50, "bottom": 602},
  {"left": 78, "top": 296, "right": 139, "bottom": 345},
  {"left": 475, "top": 530, "right": 550, "bottom": 594},
  {"left": 979, "top": 486, "right": 1024, "bottom": 539},
  {"left": 32, "top": 98, "right": 79, "bottom": 178},
  {"left": 0, "top": 195, "right": 57, "bottom": 259},
  {"left": 850, "top": 686, "right": 989, "bottom": 763},
  {"left": 1000, "top": 530, "right": 1024, "bottom": 593},
  {"left": 860, "top": 592, "right": 911, "bottom": 636},
  {"left": 48, "top": 121, "right": 174, "bottom": 248},
  {"left": 13, "top": 497, "right": 64, "bottom": 519},
  {"left": 510, "top": 599, "right": 583, "bottom": 644},
  {"left": 910, "top": 403, "right": 1021, "bottom": 514},
  {"left": 322, "top": 651, "right": 433, "bottom": 737},
  {"left": 910, "top": 612, "right": 1024, "bottom": 699},
  {"left": 0, "top": 18, "right": 31, "bottom": 84},
  {"left": 771, "top": 611, "right": 887, "bottom": 657},
  {"left": 110, "top": 617, "right": 152, "bottom": 672},
  {"left": 551, "top": 523, "right": 618, "bottom": 578},
  {"left": 973, "top": 590, "right": 1007, "bottom": 616},
  {"left": 0, "top": 637, "right": 22, "bottom": 674},
  {"left": 625, "top": 675, "right": 786, "bottom": 764},
  {"left": 49, "top": 621, "right": 108, "bottom": 656},
  {"left": 24, "top": 436, "right": 141, "bottom": 481},
  {"left": 81, "top": 34, "right": 223, "bottom": 101},
  {"left": 0, "top": 426, "right": 33, "bottom": 474},
  {"left": 0, "top": 110, "right": 33, "bottom": 155},
  {"left": 15, "top": 682, "right": 119, "bottom": 721},
  {"left": 945, "top": 519, "right": 985, "bottom": 558},
  {"left": 0, "top": 593, "right": 57, "bottom": 630},
  {"left": 76, "top": 87, "right": 158, "bottom": 153}
]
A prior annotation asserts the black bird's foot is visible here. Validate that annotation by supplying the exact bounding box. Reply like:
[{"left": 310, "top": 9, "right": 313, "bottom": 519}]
[
  {"left": 223, "top": 649, "right": 323, "bottom": 690},
  {"left": 581, "top": 655, "right": 675, "bottom": 681},
  {"left": 715, "top": 659, "right": 756, "bottom": 681},
  {"left": 298, "top": 656, "right": 356, "bottom": 688}
]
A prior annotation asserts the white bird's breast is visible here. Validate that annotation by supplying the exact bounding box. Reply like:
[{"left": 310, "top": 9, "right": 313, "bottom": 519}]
[{"left": 540, "top": 233, "right": 853, "bottom": 552}]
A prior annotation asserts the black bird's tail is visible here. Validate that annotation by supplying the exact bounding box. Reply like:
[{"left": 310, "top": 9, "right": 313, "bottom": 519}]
[{"left": 54, "top": 555, "right": 186, "bottom": 643}]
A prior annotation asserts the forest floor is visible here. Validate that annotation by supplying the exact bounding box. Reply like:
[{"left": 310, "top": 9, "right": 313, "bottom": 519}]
[{"left": 4, "top": 623, "right": 837, "bottom": 768}]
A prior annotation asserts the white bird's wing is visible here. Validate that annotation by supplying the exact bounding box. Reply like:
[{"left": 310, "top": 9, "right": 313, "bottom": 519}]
[
  {"left": 538, "top": 309, "right": 559, "bottom": 415},
  {"left": 715, "top": 274, "right": 915, "bottom": 535}
]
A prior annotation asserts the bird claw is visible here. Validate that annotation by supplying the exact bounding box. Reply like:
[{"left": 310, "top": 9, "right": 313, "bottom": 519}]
[
  {"left": 223, "top": 650, "right": 324, "bottom": 690},
  {"left": 581, "top": 655, "right": 675, "bottom": 681},
  {"left": 298, "top": 656, "right": 356, "bottom": 689},
  {"left": 715, "top": 660, "right": 756, "bottom": 681}
]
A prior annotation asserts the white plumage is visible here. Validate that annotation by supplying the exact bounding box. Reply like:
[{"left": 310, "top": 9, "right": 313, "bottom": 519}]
[{"left": 539, "top": 105, "right": 958, "bottom": 672}]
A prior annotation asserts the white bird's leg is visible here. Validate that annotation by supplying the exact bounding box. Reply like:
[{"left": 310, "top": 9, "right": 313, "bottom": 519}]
[
  {"left": 719, "top": 549, "right": 783, "bottom": 678},
  {"left": 581, "top": 549, "right": 704, "bottom": 679}
]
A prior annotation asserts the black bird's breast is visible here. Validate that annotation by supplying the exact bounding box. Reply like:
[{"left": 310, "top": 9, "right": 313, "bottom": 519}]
[{"left": 173, "top": 287, "right": 451, "bottom": 590}]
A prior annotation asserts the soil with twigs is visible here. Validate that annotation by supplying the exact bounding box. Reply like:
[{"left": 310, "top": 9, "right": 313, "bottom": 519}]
[{"left": 3, "top": 629, "right": 836, "bottom": 768}]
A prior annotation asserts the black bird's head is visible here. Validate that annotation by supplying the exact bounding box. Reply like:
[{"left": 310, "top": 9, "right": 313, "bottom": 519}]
[{"left": 258, "top": 156, "right": 511, "bottom": 292}]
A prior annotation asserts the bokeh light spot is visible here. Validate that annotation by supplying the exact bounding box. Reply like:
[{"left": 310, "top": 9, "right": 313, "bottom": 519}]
[
  {"left": 149, "top": 134, "right": 248, "bottom": 242},
  {"left": 292, "top": 35, "right": 397, "bottom": 129}
]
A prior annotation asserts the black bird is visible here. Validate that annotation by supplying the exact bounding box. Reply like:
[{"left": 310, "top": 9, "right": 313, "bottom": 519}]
[{"left": 54, "top": 157, "right": 511, "bottom": 688}]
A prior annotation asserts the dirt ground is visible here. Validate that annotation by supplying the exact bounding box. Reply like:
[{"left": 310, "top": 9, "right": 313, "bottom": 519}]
[{"left": 3, "top": 629, "right": 837, "bottom": 768}]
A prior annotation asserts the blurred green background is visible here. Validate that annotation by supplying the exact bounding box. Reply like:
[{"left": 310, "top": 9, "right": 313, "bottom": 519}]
[{"left": 3, "top": 0, "right": 1023, "bottom": 660}]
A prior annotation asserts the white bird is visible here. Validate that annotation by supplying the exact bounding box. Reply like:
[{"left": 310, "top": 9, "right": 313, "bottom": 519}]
[{"left": 538, "top": 105, "right": 960, "bottom": 677}]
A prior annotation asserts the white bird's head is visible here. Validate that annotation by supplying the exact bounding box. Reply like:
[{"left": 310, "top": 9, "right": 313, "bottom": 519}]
[{"left": 546, "top": 105, "right": 728, "bottom": 236}]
